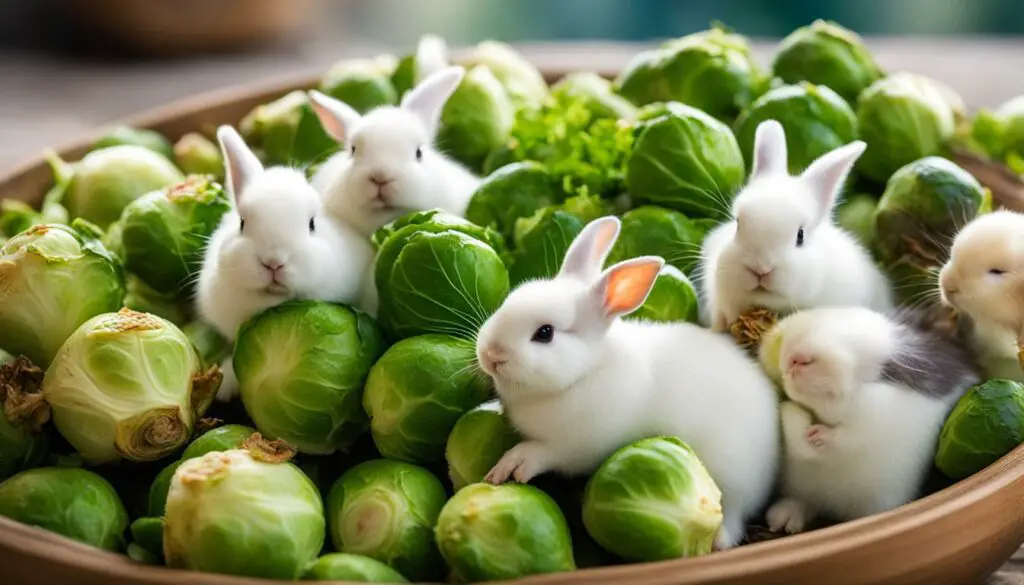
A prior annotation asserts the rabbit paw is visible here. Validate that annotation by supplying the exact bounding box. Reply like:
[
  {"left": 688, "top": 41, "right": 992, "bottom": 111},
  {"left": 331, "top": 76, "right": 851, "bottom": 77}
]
[
  {"left": 766, "top": 498, "right": 811, "bottom": 534},
  {"left": 483, "top": 442, "right": 550, "bottom": 485},
  {"left": 805, "top": 424, "right": 832, "bottom": 449}
]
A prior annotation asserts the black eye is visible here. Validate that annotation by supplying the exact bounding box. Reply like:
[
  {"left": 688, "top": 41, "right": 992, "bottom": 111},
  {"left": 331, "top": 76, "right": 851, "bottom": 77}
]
[
  {"left": 531, "top": 324, "right": 554, "bottom": 344},
  {"left": 309, "top": 218, "right": 316, "bottom": 233},
  {"left": 990, "top": 268, "right": 1007, "bottom": 276},
  {"left": 239, "top": 217, "right": 245, "bottom": 233},
  {"left": 796, "top": 227, "right": 805, "bottom": 248},
  {"left": 415, "top": 146, "right": 423, "bottom": 161},
  {"left": 350, "top": 144, "right": 356, "bottom": 156}
]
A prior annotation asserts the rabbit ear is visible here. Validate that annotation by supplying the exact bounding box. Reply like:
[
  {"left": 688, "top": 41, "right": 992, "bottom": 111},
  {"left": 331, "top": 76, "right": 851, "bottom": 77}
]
[
  {"left": 592, "top": 257, "right": 665, "bottom": 319},
  {"left": 558, "top": 216, "right": 622, "bottom": 281},
  {"left": 401, "top": 66, "right": 465, "bottom": 136},
  {"left": 217, "top": 125, "right": 263, "bottom": 204},
  {"left": 308, "top": 90, "right": 362, "bottom": 143},
  {"left": 801, "top": 140, "right": 867, "bottom": 222},
  {"left": 751, "top": 120, "right": 788, "bottom": 177}
]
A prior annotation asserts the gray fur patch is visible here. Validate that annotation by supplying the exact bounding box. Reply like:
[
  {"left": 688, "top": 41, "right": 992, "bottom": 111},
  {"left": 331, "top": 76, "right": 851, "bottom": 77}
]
[{"left": 880, "top": 308, "right": 982, "bottom": 399}]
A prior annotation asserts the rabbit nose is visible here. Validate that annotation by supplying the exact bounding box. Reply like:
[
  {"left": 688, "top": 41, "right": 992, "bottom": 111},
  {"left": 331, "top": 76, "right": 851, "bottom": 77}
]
[
  {"left": 369, "top": 173, "right": 393, "bottom": 186},
  {"left": 481, "top": 347, "right": 508, "bottom": 370},
  {"left": 787, "top": 354, "right": 815, "bottom": 372},
  {"left": 747, "top": 265, "right": 773, "bottom": 278},
  {"left": 262, "top": 260, "right": 284, "bottom": 272}
]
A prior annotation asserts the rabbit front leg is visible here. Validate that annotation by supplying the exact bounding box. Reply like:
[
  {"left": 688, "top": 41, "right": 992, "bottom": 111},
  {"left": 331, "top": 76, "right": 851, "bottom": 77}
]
[
  {"left": 484, "top": 441, "right": 555, "bottom": 484},
  {"left": 780, "top": 401, "right": 826, "bottom": 459}
]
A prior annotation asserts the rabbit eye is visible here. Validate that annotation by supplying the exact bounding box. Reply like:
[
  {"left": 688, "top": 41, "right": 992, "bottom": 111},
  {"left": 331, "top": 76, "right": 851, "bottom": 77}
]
[
  {"left": 531, "top": 324, "right": 554, "bottom": 344},
  {"left": 415, "top": 146, "right": 423, "bottom": 162},
  {"left": 350, "top": 145, "right": 356, "bottom": 156},
  {"left": 990, "top": 268, "right": 1007, "bottom": 276},
  {"left": 309, "top": 218, "right": 316, "bottom": 233},
  {"left": 239, "top": 217, "right": 246, "bottom": 233},
  {"left": 796, "top": 227, "right": 805, "bottom": 248}
]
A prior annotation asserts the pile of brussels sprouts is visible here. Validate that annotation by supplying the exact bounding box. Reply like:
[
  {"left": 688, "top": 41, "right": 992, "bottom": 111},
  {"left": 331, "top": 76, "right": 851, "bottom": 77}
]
[{"left": 2, "top": 19, "right": 1024, "bottom": 584}]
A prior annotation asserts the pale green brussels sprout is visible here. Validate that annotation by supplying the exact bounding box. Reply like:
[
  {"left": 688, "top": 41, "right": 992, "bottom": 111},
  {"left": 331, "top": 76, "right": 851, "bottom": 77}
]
[
  {"left": 181, "top": 320, "right": 231, "bottom": 369},
  {"left": 363, "top": 335, "right": 492, "bottom": 464},
  {"left": 92, "top": 126, "right": 175, "bottom": 160},
  {"left": 43, "top": 309, "right": 222, "bottom": 463},
  {"left": 734, "top": 82, "right": 858, "bottom": 174},
  {"left": 234, "top": 300, "right": 385, "bottom": 455},
  {"left": 118, "top": 175, "right": 232, "bottom": 296},
  {"left": 583, "top": 436, "right": 723, "bottom": 561},
  {"left": 626, "top": 102, "right": 746, "bottom": 219},
  {"left": 628, "top": 266, "right": 700, "bottom": 324},
  {"left": 614, "top": 27, "right": 766, "bottom": 121},
  {"left": 836, "top": 193, "right": 878, "bottom": 248},
  {"left": 771, "top": 20, "right": 884, "bottom": 104},
  {"left": 321, "top": 55, "right": 399, "bottom": 114},
  {"left": 935, "top": 379, "right": 1024, "bottom": 479},
  {"left": 856, "top": 73, "right": 965, "bottom": 182},
  {"left": 970, "top": 96, "right": 1024, "bottom": 174},
  {"left": 455, "top": 40, "right": 549, "bottom": 109},
  {"left": 173, "top": 133, "right": 225, "bottom": 180},
  {"left": 551, "top": 72, "right": 638, "bottom": 121},
  {"left": 445, "top": 400, "right": 520, "bottom": 491},
  {"left": 438, "top": 65, "right": 516, "bottom": 173},
  {"left": 303, "top": 553, "right": 409, "bottom": 582},
  {"left": 0, "top": 222, "right": 125, "bottom": 367},
  {"left": 0, "top": 358, "right": 48, "bottom": 480},
  {"left": 607, "top": 205, "right": 711, "bottom": 276},
  {"left": 239, "top": 90, "right": 337, "bottom": 167},
  {"left": 123, "top": 274, "right": 190, "bottom": 326},
  {"left": 0, "top": 197, "right": 68, "bottom": 239},
  {"left": 327, "top": 459, "right": 447, "bottom": 581},
  {"left": 163, "top": 447, "right": 325, "bottom": 579},
  {"left": 435, "top": 482, "right": 575, "bottom": 582},
  {"left": 465, "top": 161, "right": 562, "bottom": 242}
]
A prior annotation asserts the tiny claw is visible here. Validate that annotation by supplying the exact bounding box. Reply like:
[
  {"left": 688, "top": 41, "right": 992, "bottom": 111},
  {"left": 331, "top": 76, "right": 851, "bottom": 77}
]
[{"left": 805, "top": 424, "right": 831, "bottom": 448}]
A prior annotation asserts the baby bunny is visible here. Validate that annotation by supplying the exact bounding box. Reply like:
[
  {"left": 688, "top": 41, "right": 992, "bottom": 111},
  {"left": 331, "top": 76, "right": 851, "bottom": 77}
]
[
  {"left": 307, "top": 66, "right": 480, "bottom": 238},
  {"left": 700, "top": 120, "right": 893, "bottom": 331},
  {"left": 940, "top": 210, "right": 1024, "bottom": 382},
  {"left": 761, "top": 306, "right": 980, "bottom": 534},
  {"left": 476, "top": 216, "right": 780, "bottom": 550},
  {"left": 196, "top": 125, "right": 375, "bottom": 400}
]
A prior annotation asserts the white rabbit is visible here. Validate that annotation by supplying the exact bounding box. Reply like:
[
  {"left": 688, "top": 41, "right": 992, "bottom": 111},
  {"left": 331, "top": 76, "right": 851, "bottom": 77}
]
[
  {"left": 307, "top": 66, "right": 480, "bottom": 238},
  {"left": 760, "top": 307, "right": 979, "bottom": 534},
  {"left": 700, "top": 120, "right": 893, "bottom": 332},
  {"left": 476, "top": 216, "right": 779, "bottom": 550},
  {"left": 196, "top": 125, "right": 375, "bottom": 401},
  {"left": 939, "top": 210, "right": 1024, "bottom": 382}
]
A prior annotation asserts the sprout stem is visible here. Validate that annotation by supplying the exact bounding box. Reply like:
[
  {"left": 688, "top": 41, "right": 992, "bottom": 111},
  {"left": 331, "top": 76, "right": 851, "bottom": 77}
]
[
  {"left": 242, "top": 432, "right": 297, "bottom": 463},
  {"left": 115, "top": 406, "right": 189, "bottom": 461},
  {"left": 0, "top": 355, "right": 50, "bottom": 432}
]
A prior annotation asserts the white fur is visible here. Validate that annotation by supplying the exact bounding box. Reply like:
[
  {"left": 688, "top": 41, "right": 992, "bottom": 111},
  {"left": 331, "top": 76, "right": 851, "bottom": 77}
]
[
  {"left": 476, "top": 217, "right": 779, "bottom": 550},
  {"left": 308, "top": 66, "right": 480, "bottom": 238},
  {"left": 700, "top": 120, "right": 893, "bottom": 331},
  {"left": 760, "top": 307, "right": 960, "bottom": 533},
  {"left": 940, "top": 210, "right": 1024, "bottom": 382}
]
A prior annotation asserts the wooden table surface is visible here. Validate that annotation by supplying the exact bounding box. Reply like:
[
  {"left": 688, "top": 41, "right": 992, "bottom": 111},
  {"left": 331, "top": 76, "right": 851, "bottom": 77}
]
[{"left": 3, "top": 37, "right": 1024, "bottom": 583}]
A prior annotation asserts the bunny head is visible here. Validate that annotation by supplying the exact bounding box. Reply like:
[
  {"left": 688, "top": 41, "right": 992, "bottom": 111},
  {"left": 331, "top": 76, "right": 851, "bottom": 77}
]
[{"left": 476, "top": 216, "right": 664, "bottom": 399}]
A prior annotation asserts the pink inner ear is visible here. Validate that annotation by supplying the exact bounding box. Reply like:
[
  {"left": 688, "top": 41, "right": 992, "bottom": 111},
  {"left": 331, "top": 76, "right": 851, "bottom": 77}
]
[{"left": 604, "top": 262, "right": 661, "bottom": 315}]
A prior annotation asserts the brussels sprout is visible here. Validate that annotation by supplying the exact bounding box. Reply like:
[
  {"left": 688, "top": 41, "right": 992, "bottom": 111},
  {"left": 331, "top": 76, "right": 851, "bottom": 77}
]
[
  {"left": 304, "top": 553, "right": 409, "bottom": 582},
  {"left": 164, "top": 447, "right": 325, "bottom": 579},
  {"left": 614, "top": 27, "right": 766, "bottom": 121},
  {"left": 372, "top": 208, "right": 506, "bottom": 253},
  {"left": 321, "top": 55, "right": 399, "bottom": 114},
  {"left": 173, "top": 133, "right": 225, "bottom": 180},
  {"left": 551, "top": 72, "right": 638, "bottom": 121},
  {"left": 0, "top": 358, "right": 48, "bottom": 480},
  {"left": 123, "top": 274, "right": 190, "bottom": 326},
  {"left": 446, "top": 401, "right": 520, "bottom": 491},
  {"left": 235, "top": 300, "right": 383, "bottom": 454},
  {"left": 0, "top": 467, "right": 127, "bottom": 550},
  {"left": 364, "top": 335, "right": 492, "bottom": 464},
  {"left": 392, "top": 34, "right": 450, "bottom": 98},
  {"left": 455, "top": 40, "right": 549, "bottom": 109},
  {"left": 43, "top": 309, "right": 222, "bottom": 463},
  {"left": 328, "top": 459, "right": 447, "bottom": 581},
  {"left": 465, "top": 162, "right": 561, "bottom": 241},
  {"left": 628, "top": 266, "right": 700, "bottom": 324},
  {"left": 438, "top": 65, "right": 515, "bottom": 173},
  {"left": 435, "top": 482, "right": 575, "bottom": 582},
  {"left": 0, "top": 222, "right": 125, "bottom": 367},
  {"left": 607, "top": 205, "right": 709, "bottom": 276},
  {"left": 583, "top": 436, "right": 722, "bottom": 561},
  {"left": 508, "top": 208, "right": 585, "bottom": 287},
  {"left": 182, "top": 424, "right": 257, "bottom": 460},
  {"left": 936, "top": 379, "right": 1024, "bottom": 479},
  {"left": 873, "top": 157, "right": 984, "bottom": 304},
  {"left": 57, "top": 145, "right": 185, "bottom": 229},
  {"left": 93, "top": 126, "right": 175, "bottom": 160},
  {"left": 240, "top": 90, "right": 338, "bottom": 167},
  {"left": 130, "top": 516, "right": 165, "bottom": 561},
  {"left": 836, "top": 193, "right": 878, "bottom": 248},
  {"left": 0, "top": 197, "right": 68, "bottom": 239},
  {"left": 627, "top": 102, "right": 745, "bottom": 219},
  {"left": 182, "top": 320, "right": 231, "bottom": 369},
  {"left": 118, "top": 175, "right": 232, "bottom": 296},
  {"left": 771, "top": 20, "right": 884, "bottom": 104},
  {"left": 147, "top": 460, "right": 182, "bottom": 517},
  {"left": 857, "top": 73, "right": 965, "bottom": 182},
  {"left": 734, "top": 82, "right": 858, "bottom": 174}
]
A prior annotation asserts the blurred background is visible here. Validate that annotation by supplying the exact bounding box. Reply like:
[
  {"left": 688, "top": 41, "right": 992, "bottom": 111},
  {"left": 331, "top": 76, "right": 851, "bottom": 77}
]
[{"left": 1, "top": 0, "right": 1023, "bottom": 168}]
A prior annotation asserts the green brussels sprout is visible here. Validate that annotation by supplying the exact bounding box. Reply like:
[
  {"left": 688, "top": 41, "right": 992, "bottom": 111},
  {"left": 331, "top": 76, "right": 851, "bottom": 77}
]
[
  {"left": 771, "top": 20, "right": 884, "bottom": 104},
  {"left": 936, "top": 379, "right": 1024, "bottom": 479},
  {"left": 0, "top": 358, "right": 48, "bottom": 480},
  {"left": 123, "top": 274, "right": 190, "bottom": 326},
  {"left": 240, "top": 90, "right": 338, "bottom": 167},
  {"left": 363, "top": 335, "right": 492, "bottom": 464},
  {"left": 734, "top": 82, "right": 858, "bottom": 174},
  {"left": 235, "top": 300, "right": 385, "bottom": 455},
  {"left": 836, "top": 193, "right": 878, "bottom": 248},
  {"left": 968, "top": 96, "right": 1024, "bottom": 174},
  {"left": 43, "top": 309, "right": 222, "bottom": 463},
  {"left": 607, "top": 205, "right": 710, "bottom": 276},
  {"left": 626, "top": 102, "right": 746, "bottom": 219},
  {"left": 0, "top": 197, "right": 68, "bottom": 239},
  {"left": 392, "top": 34, "right": 450, "bottom": 99},
  {"left": 856, "top": 73, "right": 965, "bottom": 182},
  {"left": 446, "top": 400, "right": 520, "bottom": 491},
  {"left": 455, "top": 40, "right": 549, "bottom": 109},
  {"left": 57, "top": 145, "right": 185, "bottom": 229},
  {"left": 435, "top": 482, "right": 575, "bottom": 582},
  {"left": 181, "top": 320, "right": 231, "bottom": 368},
  {"left": 551, "top": 72, "right": 638, "bottom": 121},
  {"left": 0, "top": 222, "right": 125, "bottom": 367},
  {"left": 0, "top": 467, "right": 128, "bottom": 550},
  {"left": 164, "top": 447, "right": 325, "bottom": 579},
  {"left": 392, "top": 56, "right": 416, "bottom": 98},
  {"left": 118, "top": 175, "right": 231, "bottom": 296},
  {"left": 92, "top": 126, "right": 175, "bottom": 160},
  {"left": 508, "top": 208, "right": 585, "bottom": 287},
  {"left": 182, "top": 424, "right": 257, "bottom": 460},
  {"left": 583, "top": 436, "right": 723, "bottom": 561},
  {"left": 873, "top": 157, "right": 985, "bottom": 304},
  {"left": 130, "top": 516, "right": 165, "bottom": 558},
  {"left": 173, "top": 133, "right": 225, "bottom": 180},
  {"left": 628, "top": 266, "right": 700, "bottom": 324},
  {"left": 303, "top": 553, "right": 409, "bottom": 582},
  {"left": 371, "top": 208, "right": 506, "bottom": 253},
  {"left": 147, "top": 460, "right": 182, "bottom": 517},
  {"left": 465, "top": 162, "right": 562, "bottom": 242},
  {"left": 321, "top": 55, "right": 399, "bottom": 114},
  {"left": 614, "top": 27, "right": 766, "bottom": 121},
  {"left": 327, "top": 459, "right": 447, "bottom": 581},
  {"left": 437, "top": 65, "right": 515, "bottom": 173}
]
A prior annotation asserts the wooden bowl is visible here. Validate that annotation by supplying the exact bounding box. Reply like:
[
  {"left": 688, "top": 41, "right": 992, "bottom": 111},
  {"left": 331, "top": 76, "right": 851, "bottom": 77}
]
[{"left": 2, "top": 68, "right": 1024, "bottom": 585}]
